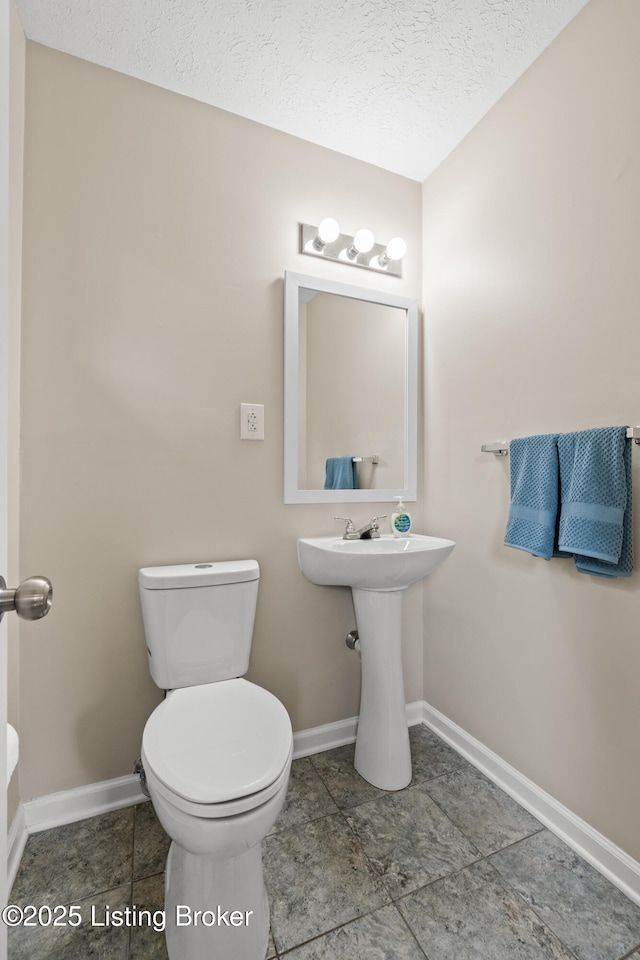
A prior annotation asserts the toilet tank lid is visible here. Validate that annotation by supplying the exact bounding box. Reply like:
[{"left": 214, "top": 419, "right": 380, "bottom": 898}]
[{"left": 139, "top": 560, "right": 259, "bottom": 589}]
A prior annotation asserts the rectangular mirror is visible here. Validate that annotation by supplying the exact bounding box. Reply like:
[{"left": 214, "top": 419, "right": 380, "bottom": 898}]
[{"left": 284, "top": 271, "right": 418, "bottom": 503}]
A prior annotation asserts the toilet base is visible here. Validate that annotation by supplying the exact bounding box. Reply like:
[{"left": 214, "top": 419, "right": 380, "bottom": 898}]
[{"left": 164, "top": 840, "right": 269, "bottom": 960}]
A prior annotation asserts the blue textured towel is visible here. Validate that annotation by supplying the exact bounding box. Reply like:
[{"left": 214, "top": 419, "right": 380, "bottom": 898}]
[
  {"left": 557, "top": 426, "right": 632, "bottom": 578},
  {"left": 504, "top": 434, "right": 561, "bottom": 560},
  {"left": 324, "top": 457, "right": 358, "bottom": 490}
]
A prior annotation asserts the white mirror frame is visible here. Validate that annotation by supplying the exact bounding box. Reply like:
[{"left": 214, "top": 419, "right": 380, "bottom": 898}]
[{"left": 284, "top": 270, "right": 418, "bottom": 504}]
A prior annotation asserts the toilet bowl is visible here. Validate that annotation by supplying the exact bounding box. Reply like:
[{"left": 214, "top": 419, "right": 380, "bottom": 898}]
[{"left": 138, "top": 562, "right": 293, "bottom": 960}]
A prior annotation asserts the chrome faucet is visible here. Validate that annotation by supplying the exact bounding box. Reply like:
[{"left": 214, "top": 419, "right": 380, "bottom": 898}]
[{"left": 335, "top": 516, "right": 387, "bottom": 540}]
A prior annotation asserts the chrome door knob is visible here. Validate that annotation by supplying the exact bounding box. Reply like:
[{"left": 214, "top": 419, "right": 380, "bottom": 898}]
[{"left": 0, "top": 575, "right": 53, "bottom": 622}]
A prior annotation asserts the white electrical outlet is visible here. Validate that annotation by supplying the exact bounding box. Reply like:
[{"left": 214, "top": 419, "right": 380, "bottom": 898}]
[{"left": 240, "top": 403, "right": 265, "bottom": 440}]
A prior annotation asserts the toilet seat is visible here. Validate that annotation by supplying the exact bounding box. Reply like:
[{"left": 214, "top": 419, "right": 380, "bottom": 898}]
[
  {"left": 143, "top": 744, "right": 293, "bottom": 819},
  {"left": 142, "top": 678, "right": 292, "bottom": 811}
]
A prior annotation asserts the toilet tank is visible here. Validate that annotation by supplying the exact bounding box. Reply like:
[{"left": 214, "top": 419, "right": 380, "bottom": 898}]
[{"left": 138, "top": 560, "right": 260, "bottom": 690}]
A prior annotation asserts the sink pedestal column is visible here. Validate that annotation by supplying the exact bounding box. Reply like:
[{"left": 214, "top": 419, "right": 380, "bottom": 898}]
[{"left": 352, "top": 587, "right": 411, "bottom": 791}]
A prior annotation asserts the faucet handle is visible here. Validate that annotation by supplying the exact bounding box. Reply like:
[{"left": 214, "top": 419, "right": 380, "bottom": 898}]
[
  {"left": 335, "top": 517, "right": 356, "bottom": 536},
  {"left": 367, "top": 515, "right": 387, "bottom": 538}
]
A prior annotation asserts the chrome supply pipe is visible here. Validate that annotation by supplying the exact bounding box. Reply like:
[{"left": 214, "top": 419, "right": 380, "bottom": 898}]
[{"left": 345, "top": 630, "right": 361, "bottom": 652}]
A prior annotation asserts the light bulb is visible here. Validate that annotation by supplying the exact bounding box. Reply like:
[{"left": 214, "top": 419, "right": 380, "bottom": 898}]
[
  {"left": 316, "top": 218, "right": 340, "bottom": 247},
  {"left": 353, "top": 228, "right": 375, "bottom": 254},
  {"left": 385, "top": 237, "right": 406, "bottom": 261}
]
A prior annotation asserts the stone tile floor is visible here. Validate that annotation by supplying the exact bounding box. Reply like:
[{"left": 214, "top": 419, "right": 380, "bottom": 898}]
[{"left": 8, "top": 725, "right": 640, "bottom": 959}]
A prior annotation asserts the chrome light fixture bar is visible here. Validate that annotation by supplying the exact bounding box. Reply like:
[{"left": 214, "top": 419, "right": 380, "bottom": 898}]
[{"left": 300, "top": 221, "right": 405, "bottom": 277}]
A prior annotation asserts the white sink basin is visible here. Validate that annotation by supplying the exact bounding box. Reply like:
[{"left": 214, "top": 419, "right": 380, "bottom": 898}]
[
  {"left": 297, "top": 532, "right": 455, "bottom": 791},
  {"left": 297, "top": 534, "right": 455, "bottom": 591}
]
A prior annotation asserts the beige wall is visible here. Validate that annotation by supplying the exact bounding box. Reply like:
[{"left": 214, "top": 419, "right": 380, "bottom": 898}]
[
  {"left": 422, "top": 0, "right": 640, "bottom": 860},
  {"left": 17, "top": 0, "right": 638, "bottom": 873},
  {"left": 18, "top": 43, "right": 423, "bottom": 799},
  {"left": 7, "top": 0, "right": 25, "bottom": 821}
]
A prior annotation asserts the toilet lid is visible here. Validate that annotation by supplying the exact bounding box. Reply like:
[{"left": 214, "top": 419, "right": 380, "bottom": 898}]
[{"left": 142, "top": 679, "right": 292, "bottom": 805}]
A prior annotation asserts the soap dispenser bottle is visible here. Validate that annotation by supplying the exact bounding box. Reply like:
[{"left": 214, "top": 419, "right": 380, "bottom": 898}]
[{"left": 391, "top": 497, "right": 412, "bottom": 538}]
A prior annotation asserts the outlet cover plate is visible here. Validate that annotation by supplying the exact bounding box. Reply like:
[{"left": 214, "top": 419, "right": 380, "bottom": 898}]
[{"left": 240, "top": 402, "right": 264, "bottom": 440}]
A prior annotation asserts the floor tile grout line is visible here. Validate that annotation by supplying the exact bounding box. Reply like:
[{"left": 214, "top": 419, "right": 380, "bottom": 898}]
[
  {"left": 294, "top": 744, "right": 580, "bottom": 953},
  {"left": 31, "top": 880, "right": 136, "bottom": 912},
  {"left": 129, "top": 800, "right": 139, "bottom": 960},
  {"left": 336, "top": 802, "right": 395, "bottom": 899},
  {"left": 10, "top": 807, "right": 138, "bottom": 907},
  {"left": 275, "top": 746, "right": 449, "bottom": 955},
  {"left": 416, "top": 774, "right": 547, "bottom": 863},
  {"left": 275, "top": 900, "right": 428, "bottom": 958},
  {"left": 391, "top": 900, "right": 432, "bottom": 960},
  {"left": 490, "top": 855, "right": 640, "bottom": 960},
  {"left": 478, "top": 858, "right": 585, "bottom": 960},
  {"left": 126, "top": 878, "right": 134, "bottom": 960},
  {"left": 15, "top": 739, "right": 640, "bottom": 960},
  {"left": 385, "top": 827, "right": 554, "bottom": 906},
  {"left": 306, "top": 737, "right": 478, "bottom": 816},
  {"left": 267, "top": 804, "right": 395, "bottom": 954},
  {"left": 302, "top": 724, "right": 472, "bottom": 809},
  {"left": 131, "top": 802, "right": 139, "bottom": 886},
  {"left": 305, "top": 750, "right": 383, "bottom": 813},
  {"left": 370, "top": 826, "right": 595, "bottom": 960},
  {"left": 279, "top": 744, "right": 512, "bottom": 956},
  {"left": 323, "top": 768, "right": 548, "bottom": 902},
  {"left": 390, "top": 857, "right": 585, "bottom": 960}
]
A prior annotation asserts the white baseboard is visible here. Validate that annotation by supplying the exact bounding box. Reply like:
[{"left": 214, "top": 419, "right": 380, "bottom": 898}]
[
  {"left": 293, "top": 715, "right": 358, "bottom": 759},
  {"left": 7, "top": 804, "right": 27, "bottom": 893},
  {"left": 8, "top": 700, "right": 640, "bottom": 910},
  {"left": 421, "top": 700, "right": 640, "bottom": 907},
  {"left": 21, "top": 773, "right": 147, "bottom": 835},
  {"left": 7, "top": 773, "right": 147, "bottom": 893},
  {"left": 292, "top": 699, "right": 423, "bottom": 759}
]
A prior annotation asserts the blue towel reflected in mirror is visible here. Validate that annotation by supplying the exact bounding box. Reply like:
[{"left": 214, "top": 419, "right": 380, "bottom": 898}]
[{"left": 324, "top": 457, "right": 359, "bottom": 490}]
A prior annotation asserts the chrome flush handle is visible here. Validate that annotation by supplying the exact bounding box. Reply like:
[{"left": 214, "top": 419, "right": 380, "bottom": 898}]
[{"left": 0, "top": 575, "right": 53, "bottom": 623}]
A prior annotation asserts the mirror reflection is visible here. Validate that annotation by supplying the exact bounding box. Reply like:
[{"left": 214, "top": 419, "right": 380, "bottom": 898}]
[
  {"left": 284, "top": 272, "right": 418, "bottom": 504},
  {"left": 300, "top": 291, "right": 406, "bottom": 490}
]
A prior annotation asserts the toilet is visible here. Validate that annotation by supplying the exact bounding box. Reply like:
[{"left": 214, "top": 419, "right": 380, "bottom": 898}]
[{"left": 138, "top": 560, "right": 293, "bottom": 960}]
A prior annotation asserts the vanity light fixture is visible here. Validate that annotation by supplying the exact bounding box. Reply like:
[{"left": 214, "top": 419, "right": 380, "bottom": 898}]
[
  {"left": 300, "top": 222, "right": 406, "bottom": 278},
  {"left": 347, "top": 228, "right": 375, "bottom": 259},
  {"left": 378, "top": 237, "right": 407, "bottom": 267},
  {"left": 314, "top": 217, "right": 341, "bottom": 250}
]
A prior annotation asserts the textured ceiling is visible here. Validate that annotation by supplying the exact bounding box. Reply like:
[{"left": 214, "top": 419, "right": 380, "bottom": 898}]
[{"left": 15, "top": 0, "right": 590, "bottom": 181}]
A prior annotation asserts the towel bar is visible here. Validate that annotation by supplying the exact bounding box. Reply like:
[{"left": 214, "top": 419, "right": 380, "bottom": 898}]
[
  {"left": 352, "top": 455, "right": 380, "bottom": 464},
  {"left": 482, "top": 426, "right": 640, "bottom": 456}
]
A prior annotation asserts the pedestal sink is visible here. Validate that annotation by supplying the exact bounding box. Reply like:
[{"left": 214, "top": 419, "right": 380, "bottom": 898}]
[{"left": 297, "top": 534, "right": 455, "bottom": 791}]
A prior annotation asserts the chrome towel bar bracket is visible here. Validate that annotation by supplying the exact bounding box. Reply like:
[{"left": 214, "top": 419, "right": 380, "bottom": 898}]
[{"left": 480, "top": 443, "right": 509, "bottom": 457}]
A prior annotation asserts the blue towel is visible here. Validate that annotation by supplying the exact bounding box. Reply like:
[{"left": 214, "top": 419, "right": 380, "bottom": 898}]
[
  {"left": 504, "top": 434, "right": 561, "bottom": 560},
  {"left": 324, "top": 457, "right": 358, "bottom": 490},
  {"left": 557, "top": 426, "right": 632, "bottom": 578}
]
